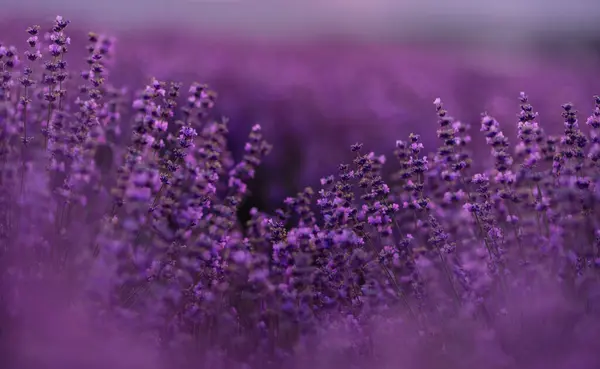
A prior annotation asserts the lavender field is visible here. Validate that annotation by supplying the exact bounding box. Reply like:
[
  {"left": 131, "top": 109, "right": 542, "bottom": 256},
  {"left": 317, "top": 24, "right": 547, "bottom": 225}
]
[{"left": 1, "top": 15, "right": 600, "bottom": 369}]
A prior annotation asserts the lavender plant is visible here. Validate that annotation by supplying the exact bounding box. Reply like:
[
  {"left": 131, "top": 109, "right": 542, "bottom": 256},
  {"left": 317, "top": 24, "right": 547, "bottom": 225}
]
[{"left": 1, "top": 16, "right": 600, "bottom": 369}]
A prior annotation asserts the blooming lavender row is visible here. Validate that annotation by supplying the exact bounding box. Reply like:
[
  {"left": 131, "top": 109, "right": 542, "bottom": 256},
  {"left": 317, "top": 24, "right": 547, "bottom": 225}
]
[{"left": 2, "top": 16, "right": 600, "bottom": 369}]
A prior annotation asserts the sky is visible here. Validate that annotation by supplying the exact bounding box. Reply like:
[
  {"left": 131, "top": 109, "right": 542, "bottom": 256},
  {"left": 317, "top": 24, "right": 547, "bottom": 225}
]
[{"left": 2, "top": 0, "right": 599, "bottom": 44}]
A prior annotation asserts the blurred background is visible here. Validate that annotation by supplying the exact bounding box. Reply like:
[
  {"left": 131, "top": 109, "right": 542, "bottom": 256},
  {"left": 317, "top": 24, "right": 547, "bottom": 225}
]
[
  {"left": 2, "top": 0, "right": 600, "bottom": 47},
  {"left": 2, "top": 0, "right": 600, "bottom": 211}
]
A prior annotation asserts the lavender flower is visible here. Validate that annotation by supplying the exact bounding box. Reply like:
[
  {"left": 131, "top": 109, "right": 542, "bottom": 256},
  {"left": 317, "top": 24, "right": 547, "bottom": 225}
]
[{"left": 1, "top": 16, "right": 600, "bottom": 369}]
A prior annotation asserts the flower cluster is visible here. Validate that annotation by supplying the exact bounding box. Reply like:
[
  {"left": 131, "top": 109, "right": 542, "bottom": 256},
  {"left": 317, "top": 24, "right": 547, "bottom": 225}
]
[{"left": 1, "top": 16, "right": 600, "bottom": 369}]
